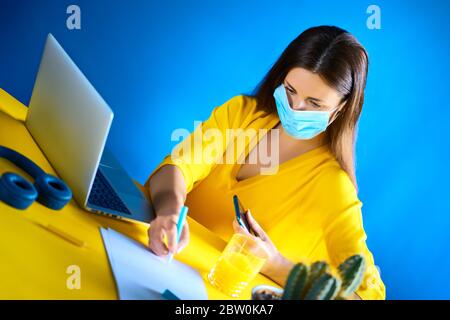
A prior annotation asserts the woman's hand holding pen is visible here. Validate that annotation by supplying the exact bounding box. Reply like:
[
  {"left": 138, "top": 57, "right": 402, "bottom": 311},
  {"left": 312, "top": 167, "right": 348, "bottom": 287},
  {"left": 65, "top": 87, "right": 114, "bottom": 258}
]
[
  {"left": 148, "top": 165, "right": 190, "bottom": 258},
  {"left": 232, "top": 209, "right": 294, "bottom": 286},
  {"left": 148, "top": 205, "right": 190, "bottom": 257}
]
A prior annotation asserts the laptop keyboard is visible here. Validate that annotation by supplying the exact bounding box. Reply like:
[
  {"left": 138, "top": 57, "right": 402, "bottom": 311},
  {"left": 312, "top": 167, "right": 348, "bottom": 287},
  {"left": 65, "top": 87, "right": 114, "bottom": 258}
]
[{"left": 88, "top": 170, "right": 131, "bottom": 215}]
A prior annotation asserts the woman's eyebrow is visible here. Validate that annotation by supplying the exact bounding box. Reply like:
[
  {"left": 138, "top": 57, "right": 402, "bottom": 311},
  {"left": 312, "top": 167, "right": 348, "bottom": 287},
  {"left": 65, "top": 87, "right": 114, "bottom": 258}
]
[{"left": 285, "top": 80, "right": 324, "bottom": 103}]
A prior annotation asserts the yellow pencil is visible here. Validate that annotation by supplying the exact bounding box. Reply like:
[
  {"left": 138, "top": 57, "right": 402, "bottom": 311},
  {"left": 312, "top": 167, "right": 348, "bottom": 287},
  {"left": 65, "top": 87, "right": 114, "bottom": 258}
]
[{"left": 37, "top": 222, "right": 86, "bottom": 248}]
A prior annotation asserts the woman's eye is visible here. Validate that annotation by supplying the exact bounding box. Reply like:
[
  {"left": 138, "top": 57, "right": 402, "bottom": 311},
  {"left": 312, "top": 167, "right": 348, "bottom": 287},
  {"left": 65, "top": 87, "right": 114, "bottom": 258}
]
[
  {"left": 287, "top": 88, "right": 295, "bottom": 95},
  {"left": 310, "top": 102, "right": 321, "bottom": 108}
]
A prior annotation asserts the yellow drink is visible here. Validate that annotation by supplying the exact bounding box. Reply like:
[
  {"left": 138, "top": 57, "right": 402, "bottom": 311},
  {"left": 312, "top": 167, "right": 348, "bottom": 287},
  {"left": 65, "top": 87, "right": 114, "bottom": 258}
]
[{"left": 208, "top": 233, "right": 268, "bottom": 297}]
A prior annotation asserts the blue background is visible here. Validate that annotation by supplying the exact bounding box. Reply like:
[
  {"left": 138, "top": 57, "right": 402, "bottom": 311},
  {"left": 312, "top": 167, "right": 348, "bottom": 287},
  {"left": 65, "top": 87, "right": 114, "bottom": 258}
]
[{"left": 1, "top": 0, "right": 449, "bottom": 299}]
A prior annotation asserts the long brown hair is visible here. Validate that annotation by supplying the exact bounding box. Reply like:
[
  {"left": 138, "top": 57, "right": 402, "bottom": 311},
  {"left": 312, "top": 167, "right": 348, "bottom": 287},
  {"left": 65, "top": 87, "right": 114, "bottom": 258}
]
[{"left": 251, "top": 26, "right": 369, "bottom": 188}]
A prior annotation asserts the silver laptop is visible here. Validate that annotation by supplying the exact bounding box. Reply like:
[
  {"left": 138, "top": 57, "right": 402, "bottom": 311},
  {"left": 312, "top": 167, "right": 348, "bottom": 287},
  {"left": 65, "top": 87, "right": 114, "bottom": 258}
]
[{"left": 26, "top": 34, "right": 155, "bottom": 224}]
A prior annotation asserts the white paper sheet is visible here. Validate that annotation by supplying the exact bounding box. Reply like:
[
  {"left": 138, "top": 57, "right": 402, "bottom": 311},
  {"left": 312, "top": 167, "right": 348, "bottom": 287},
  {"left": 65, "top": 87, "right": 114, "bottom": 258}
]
[{"left": 100, "top": 227, "right": 208, "bottom": 300}]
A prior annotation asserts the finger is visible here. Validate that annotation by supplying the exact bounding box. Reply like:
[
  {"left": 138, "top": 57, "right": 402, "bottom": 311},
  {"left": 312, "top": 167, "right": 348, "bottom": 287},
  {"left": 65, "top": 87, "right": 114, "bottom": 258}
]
[
  {"left": 232, "top": 219, "right": 240, "bottom": 233},
  {"left": 151, "top": 232, "right": 168, "bottom": 256},
  {"left": 246, "top": 210, "right": 268, "bottom": 240},
  {"left": 177, "top": 222, "right": 190, "bottom": 253},
  {"left": 233, "top": 218, "right": 250, "bottom": 235},
  {"left": 165, "top": 222, "right": 178, "bottom": 254},
  {"left": 149, "top": 228, "right": 169, "bottom": 256}
]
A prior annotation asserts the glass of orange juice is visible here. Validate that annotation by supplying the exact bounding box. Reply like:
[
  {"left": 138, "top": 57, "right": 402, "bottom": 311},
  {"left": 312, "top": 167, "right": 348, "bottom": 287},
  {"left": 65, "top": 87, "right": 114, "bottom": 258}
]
[{"left": 207, "top": 233, "right": 268, "bottom": 298}]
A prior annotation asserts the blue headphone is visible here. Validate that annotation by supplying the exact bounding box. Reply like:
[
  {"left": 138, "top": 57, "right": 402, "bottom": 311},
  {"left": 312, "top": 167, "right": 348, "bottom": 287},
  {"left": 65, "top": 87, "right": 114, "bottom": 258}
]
[{"left": 0, "top": 146, "right": 72, "bottom": 210}]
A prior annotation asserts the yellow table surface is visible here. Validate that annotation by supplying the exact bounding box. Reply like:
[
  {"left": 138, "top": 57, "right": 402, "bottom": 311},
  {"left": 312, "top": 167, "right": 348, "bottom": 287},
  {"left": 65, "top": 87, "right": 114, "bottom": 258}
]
[{"left": 0, "top": 88, "right": 280, "bottom": 299}]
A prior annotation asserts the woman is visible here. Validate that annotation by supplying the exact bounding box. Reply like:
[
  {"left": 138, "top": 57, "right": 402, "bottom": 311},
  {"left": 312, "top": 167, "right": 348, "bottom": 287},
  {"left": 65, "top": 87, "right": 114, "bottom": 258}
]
[{"left": 145, "top": 26, "right": 386, "bottom": 300}]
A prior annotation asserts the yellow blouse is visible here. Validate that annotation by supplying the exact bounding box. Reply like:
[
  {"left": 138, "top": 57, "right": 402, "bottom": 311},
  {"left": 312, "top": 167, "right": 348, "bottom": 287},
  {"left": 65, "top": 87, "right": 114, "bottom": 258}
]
[{"left": 145, "top": 95, "right": 386, "bottom": 300}]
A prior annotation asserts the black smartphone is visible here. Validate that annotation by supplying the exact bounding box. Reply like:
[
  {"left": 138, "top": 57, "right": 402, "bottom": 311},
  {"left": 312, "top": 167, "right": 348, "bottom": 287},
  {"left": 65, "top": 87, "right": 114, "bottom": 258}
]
[{"left": 235, "top": 196, "right": 258, "bottom": 237}]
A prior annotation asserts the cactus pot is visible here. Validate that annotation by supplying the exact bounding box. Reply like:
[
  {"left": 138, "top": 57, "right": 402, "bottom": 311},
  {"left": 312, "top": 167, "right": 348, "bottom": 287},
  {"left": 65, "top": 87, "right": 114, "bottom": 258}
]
[{"left": 251, "top": 285, "right": 284, "bottom": 300}]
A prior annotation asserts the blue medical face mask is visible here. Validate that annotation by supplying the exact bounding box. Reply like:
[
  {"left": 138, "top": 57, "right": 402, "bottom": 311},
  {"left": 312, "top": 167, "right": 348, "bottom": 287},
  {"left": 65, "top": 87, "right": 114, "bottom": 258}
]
[{"left": 273, "top": 84, "right": 336, "bottom": 140}]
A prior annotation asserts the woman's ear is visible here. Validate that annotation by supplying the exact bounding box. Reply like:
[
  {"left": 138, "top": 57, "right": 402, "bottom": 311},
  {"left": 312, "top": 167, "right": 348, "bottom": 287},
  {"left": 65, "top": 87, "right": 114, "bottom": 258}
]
[{"left": 329, "top": 101, "right": 346, "bottom": 125}]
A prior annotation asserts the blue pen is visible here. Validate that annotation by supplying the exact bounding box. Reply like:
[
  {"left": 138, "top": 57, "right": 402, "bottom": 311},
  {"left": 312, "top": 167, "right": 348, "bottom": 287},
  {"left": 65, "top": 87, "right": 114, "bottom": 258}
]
[{"left": 167, "top": 206, "right": 189, "bottom": 263}]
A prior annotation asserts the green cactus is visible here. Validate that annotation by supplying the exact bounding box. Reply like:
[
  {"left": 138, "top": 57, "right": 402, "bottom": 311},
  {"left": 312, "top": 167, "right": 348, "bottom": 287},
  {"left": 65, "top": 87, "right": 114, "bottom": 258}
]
[
  {"left": 323, "top": 276, "right": 342, "bottom": 300},
  {"left": 301, "top": 261, "right": 328, "bottom": 299},
  {"left": 304, "top": 273, "right": 341, "bottom": 300},
  {"left": 309, "top": 261, "right": 328, "bottom": 282},
  {"left": 309, "top": 261, "right": 328, "bottom": 284},
  {"left": 277, "top": 254, "right": 366, "bottom": 300},
  {"left": 337, "top": 255, "right": 366, "bottom": 298},
  {"left": 281, "top": 263, "right": 309, "bottom": 300}
]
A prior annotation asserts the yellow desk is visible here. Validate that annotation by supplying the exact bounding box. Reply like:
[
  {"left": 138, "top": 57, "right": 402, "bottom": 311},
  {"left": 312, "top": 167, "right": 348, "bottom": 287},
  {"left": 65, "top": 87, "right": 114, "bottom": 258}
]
[{"left": 0, "top": 88, "right": 279, "bottom": 299}]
